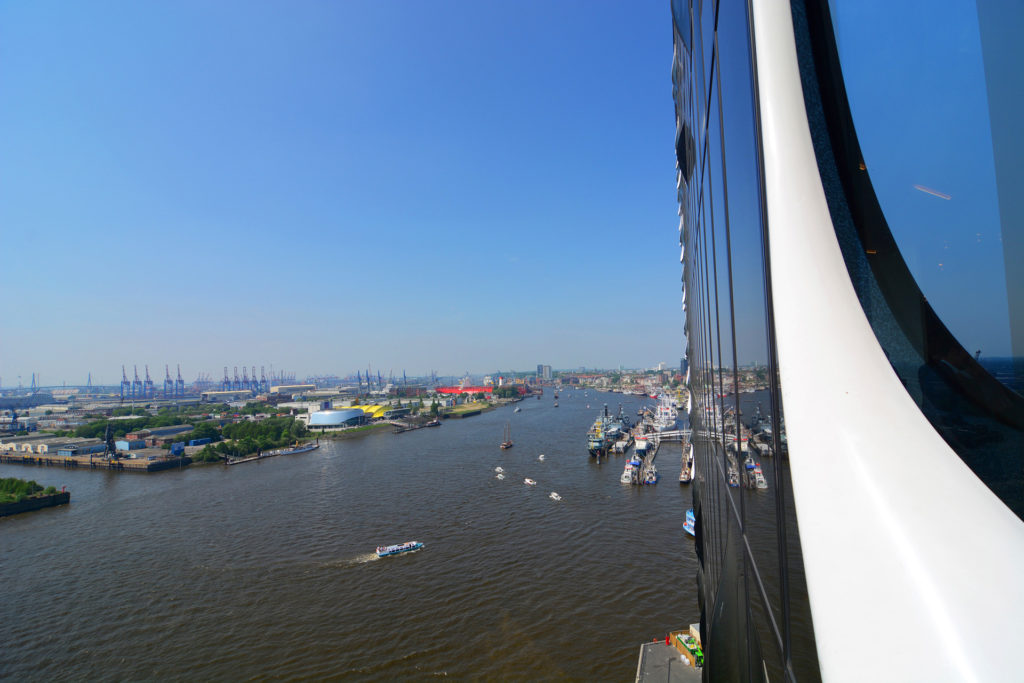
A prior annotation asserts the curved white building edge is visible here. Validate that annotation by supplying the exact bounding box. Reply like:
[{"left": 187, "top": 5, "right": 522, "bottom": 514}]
[{"left": 753, "top": 2, "right": 1024, "bottom": 681}]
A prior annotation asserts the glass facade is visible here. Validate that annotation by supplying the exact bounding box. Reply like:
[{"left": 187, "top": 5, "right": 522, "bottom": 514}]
[
  {"left": 792, "top": 0, "right": 1024, "bottom": 519},
  {"left": 672, "top": 1, "right": 820, "bottom": 679}
]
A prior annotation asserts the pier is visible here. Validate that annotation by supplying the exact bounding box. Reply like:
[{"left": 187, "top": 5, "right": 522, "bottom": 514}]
[
  {"left": 391, "top": 419, "right": 442, "bottom": 434},
  {"left": 226, "top": 442, "right": 319, "bottom": 466}
]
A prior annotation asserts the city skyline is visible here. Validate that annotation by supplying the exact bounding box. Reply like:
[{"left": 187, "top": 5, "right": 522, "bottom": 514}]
[{"left": 0, "top": 1, "right": 690, "bottom": 382}]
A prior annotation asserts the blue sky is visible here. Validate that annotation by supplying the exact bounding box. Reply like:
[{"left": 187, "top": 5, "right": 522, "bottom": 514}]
[{"left": 0, "top": 1, "right": 683, "bottom": 385}]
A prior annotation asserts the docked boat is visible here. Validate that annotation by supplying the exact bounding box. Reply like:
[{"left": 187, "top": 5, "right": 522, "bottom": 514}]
[
  {"left": 643, "top": 465, "right": 658, "bottom": 485},
  {"left": 376, "top": 541, "right": 423, "bottom": 558},
  {"left": 586, "top": 413, "right": 612, "bottom": 457},
  {"left": 654, "top": 396, "right": 678, "bottom": 432},
  {"left": 621, "top": 457, "right": 642, "bottom": 484},
  {"left": 500, "top": 422, "right": 513, "bottom": 450},
  {"left": 752, "top": 463, "right": 767, "bottom": 489},
  {"left": 679, "top": 443, "right": 694, "bottom": 484},
  {"left": 549, "top": 492, "right": 562, "bottom": 501},
  {"left": 683, "top": 509, "right": 696, "bottom": 537},
  {"left": 524, "top": 478, "right": 537, "bottom": 486}
]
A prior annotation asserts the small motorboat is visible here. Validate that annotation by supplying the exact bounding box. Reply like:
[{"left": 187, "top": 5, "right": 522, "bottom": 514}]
[
  {"left": 495, "top": 467, "right": 504, "bottom": 473},
  {"left": 538, "top": 454, "right": 545, "bottom": 461},
  {"left": 496, "top": 473, "right": 505, "bottom": 480},
  {"left": 514, "top": 407, "right": 521, "bottom": 413},
  {"left": 549, "top": 492, "right": 562, "bottom": 501},
  {"left": 524, "top": 478, "right": 537, "bottom": 486},
  {"left": 376, "top": 541, "right": 423, "bottom": 558}
]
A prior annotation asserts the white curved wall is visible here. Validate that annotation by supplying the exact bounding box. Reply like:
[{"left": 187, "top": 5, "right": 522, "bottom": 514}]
[{"left": 752, "top": 2, "right": 1024, "bottom": 680}]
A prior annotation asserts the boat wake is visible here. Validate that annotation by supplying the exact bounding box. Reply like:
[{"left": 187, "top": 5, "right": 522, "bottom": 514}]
[{"left": 322, "top": 552, "right": 379, "bottom": 568}]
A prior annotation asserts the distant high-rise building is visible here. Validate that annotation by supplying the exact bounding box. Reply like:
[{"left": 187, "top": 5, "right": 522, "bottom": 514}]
[{"left": 542, "top": 365, "right": 552, "bottom": 380}]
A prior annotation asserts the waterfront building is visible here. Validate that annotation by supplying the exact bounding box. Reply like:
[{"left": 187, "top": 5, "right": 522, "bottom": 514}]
[
  {"left": 308, "top": 409, "right": 366, "bottom": 428},
  {"left": 673, "top": 0, "right": 1024, "bottom": 680}
]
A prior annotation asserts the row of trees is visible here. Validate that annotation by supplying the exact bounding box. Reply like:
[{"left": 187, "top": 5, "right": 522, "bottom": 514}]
[{"left": 193, "top": 417, "right": 308, "bottom": 462}]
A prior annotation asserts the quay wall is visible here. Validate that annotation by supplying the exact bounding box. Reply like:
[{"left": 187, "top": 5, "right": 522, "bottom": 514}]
[{"left": 0, "top": 453, "right": 190, "bottom": 472}]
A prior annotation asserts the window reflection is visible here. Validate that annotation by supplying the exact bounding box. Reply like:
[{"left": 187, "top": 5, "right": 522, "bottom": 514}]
[
  {"left": 675, "top": 0, "right": 819, "bottom": 678},
  {"left": 827, "top": 0, "right": 1022, "bottom": 392}
]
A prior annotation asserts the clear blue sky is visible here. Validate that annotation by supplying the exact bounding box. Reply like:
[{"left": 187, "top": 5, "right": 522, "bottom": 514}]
[{"left": 0, "top": 1, "right": 683, "bottom": 385}]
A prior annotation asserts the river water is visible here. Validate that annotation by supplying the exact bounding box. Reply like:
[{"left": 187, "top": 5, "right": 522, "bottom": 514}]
[{"left": 2, "top": 390, "right": 698, "bottom": 680}]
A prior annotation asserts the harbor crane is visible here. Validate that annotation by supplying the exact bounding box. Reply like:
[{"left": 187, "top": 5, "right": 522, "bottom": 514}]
[
  {"left": 121, "top": 366, "right": 131, "bottom": 400},
  {"left": 164, "top": 365, "right": 174, "bottom": 398}
]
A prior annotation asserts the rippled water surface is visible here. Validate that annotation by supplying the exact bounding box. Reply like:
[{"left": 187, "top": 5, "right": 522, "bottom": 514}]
[{"left": 2, "top": 391, "right": 697, "bottom": 680}]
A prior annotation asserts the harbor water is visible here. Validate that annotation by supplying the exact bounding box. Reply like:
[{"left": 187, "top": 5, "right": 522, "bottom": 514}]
[{"left": 2, "top": 391, "right": 698, "bottom": 680}]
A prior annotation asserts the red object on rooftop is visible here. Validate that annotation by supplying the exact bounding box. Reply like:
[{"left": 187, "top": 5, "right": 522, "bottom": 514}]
[{"left": 435, "top": 386, "right": 493, "bottom": 394}]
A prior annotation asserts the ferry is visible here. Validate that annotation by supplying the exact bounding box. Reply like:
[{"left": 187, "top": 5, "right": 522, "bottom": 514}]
[
  {"left": 684, "top": 509, "right": 696, "bottom": 537},
  {"left": 376, "top": 541, "right": 423, "bottom": 558}
]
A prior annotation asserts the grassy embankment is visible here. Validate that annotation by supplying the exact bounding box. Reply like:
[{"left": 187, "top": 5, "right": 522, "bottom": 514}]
[
  {"left": 443, "top": 401, "right": 495, "bottom": 418},
  {"left": 0, "top": 478, "right": 58, "bottom": 504}
]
